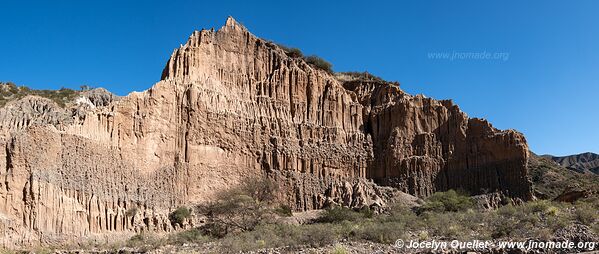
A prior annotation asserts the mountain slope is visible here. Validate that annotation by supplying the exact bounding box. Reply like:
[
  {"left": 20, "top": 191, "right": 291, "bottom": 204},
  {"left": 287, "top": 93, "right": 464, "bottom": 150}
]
[
  {"left": 529, "top": 153, "right": 599, "bottom": 199},
  {"left": 542, "top": 152, "right": 599, "bottom": 174}
]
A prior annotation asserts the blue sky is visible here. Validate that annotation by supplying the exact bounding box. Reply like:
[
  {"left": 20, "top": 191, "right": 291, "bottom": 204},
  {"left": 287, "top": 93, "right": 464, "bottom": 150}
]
[{"left": 1, "top": 0, "right": 597, "bottom": 156}]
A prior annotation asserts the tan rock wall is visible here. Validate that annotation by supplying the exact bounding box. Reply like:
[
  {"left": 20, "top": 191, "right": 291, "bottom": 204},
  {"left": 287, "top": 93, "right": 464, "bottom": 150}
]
[{"left": 0, "top": 17, "right": 532, "bottom": 246}]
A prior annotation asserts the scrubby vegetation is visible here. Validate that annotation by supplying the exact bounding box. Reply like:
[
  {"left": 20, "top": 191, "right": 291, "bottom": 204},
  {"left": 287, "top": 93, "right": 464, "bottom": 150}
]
[
  {"left": 417, "top": 189, "right": 474, "bottom": 213},
  {"left": 169, "top": 206, "right": 192, "bottom": 227},
  {"left": 118, "top": 188, "right": 598, "bottom": 253},
  {"left": 197, "top": 176, "right": 281, "bottom": 237},
  {"left": 0, "top": 81, "right": 82, "bottom": 107},
  {"left": 337, "top": 71, "right": 386, "bottom": 82},
  {"left": 275, "top": 44, "right": 334, "bottom": 73},
  {"left": 277, "top": 44, "right": 304, "bottom": 58},
  {"left": 304, "top": 55, "right": 333, "bottom": 73},
  {"left": 529, "top": 154, "right": 599, "bottom": 199}
]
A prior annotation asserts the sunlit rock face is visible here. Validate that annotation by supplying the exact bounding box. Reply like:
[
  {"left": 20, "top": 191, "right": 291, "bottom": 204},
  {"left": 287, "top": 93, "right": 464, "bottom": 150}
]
[{"left": 0, "top": 17, "right": 532, "bottom": 246}]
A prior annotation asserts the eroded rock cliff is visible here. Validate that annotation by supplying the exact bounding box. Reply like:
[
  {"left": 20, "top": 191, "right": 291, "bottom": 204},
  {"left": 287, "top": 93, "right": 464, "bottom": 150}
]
[{"left": 0, "top": 17, "right": 532, "bottom": 246}]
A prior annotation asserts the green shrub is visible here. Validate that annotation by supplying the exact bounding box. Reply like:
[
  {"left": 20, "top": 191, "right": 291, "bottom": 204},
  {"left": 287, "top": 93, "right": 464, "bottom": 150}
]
[
  {"left": 419, "top": 190, "right": 474, "bottom": 213},
  {"left": 574, "top": 202, "right": 597, "bottom": 225},
  {"left": 126, "top": 233, "right": 165, "bottom": 251},
  {"left": 197, "top": 176, "right": 279, "bottom": 237},
  {"left": 277, "top": 44, "right": 304, "bottom": 58},
  {"left": 304, "top": 55, "right": 333, "bottom": 73},
  {"left": 338, "top": 71, "right": 385, "bottom": 82},
  {"left": 275, "top": 204, "right": 293, "bottom": 217},
  {"left": 359, "top": 206, "right": 374, "bottom": 219},
  {"left": 218, "top": 223, "right": 297, "bottom": 252},
  {"left": 317, "top": 206, "right": 362, "bottom": 223},
  {"left": 526, "top": 200, "right": 551, "bottom": 213},
  {"left": 169, "top": 206, "right": 192, "bottom": 227},
  {"left": 298, "top": 223, "right": 338, "bottom": 247},
  {"left": 238, "top": 176, "right": 278, "bottom": 203},
  {"left": 199, "top": 194, "right": 270, "bottom": 236},
  {"left": 150, "top": 198, "right": 599, "bottom": 253},
  {"left": 423, "top": 212, "right": 464, "bottom": 239},
  {"left": 167, "top": 228, "right": 212, "bottom": 245},
  {"left": 354, "top": 220, "right": 405, "bottom": 244},
  {"left": 125, "top": 207, "right": 138, "bottom": 217}
]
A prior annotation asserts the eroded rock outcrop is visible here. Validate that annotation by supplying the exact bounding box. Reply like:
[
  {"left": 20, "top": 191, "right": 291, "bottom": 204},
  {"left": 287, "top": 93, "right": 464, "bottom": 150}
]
[{"left": 0, "top": 17, "right": 532, "bottom": 247}]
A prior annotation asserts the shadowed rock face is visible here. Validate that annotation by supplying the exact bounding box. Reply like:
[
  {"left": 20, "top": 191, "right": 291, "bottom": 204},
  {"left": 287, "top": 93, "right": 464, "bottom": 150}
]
[{"left": 0, "top": 17, "right": 532, "bottom": 246}]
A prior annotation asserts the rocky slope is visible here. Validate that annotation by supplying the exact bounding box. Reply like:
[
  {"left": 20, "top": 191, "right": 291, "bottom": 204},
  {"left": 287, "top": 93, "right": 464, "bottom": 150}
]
[
  {"left": 0, "top": 17, "right": 532, "bottom": 247},
  {"left": 542, "top": 152, "right": 599, "bottom": 174},
  {"left": 529, "top": 153, "right": 598, "bottom": 200}
]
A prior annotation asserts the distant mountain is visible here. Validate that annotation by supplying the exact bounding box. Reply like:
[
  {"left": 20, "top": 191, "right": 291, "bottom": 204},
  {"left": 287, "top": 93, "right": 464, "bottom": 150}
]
[
  {"left": 541, "top": 152, "right": 599, "bottom": 174},
  {"left": 529, "top": 153, "right": 599, "bottom": 199}
]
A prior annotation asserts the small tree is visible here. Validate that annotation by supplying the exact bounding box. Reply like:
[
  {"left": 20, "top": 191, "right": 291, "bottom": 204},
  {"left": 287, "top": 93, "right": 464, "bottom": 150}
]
[{"left": 198, "top": 176, "right": 278, "bottom": 237}]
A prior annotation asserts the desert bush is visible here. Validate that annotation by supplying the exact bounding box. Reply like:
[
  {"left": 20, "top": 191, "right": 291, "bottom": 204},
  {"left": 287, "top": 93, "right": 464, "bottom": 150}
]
[
  {"left": 574, "top": 202, "right": 597, "bottom": 225},
  {"left": 526, "top": 200, "right": 551, "bottom": 213},
  {"left": 422, "top": 212, "right": 465, "bottom": 239},
  {"left": 331, "top": 244, "right": 349, "bottom": 254},
  {"left": 358, "top": 206, "right": 374, "bottom": 218},
  {"left": 419, "top": 189, "right": 474, "bottom": 213},
  {"left": 298, "top": 223, "right": 339, "bottom": 247},
  {"left": 237, "top": 176, "right": 278, "bottom": 203},
  {"left": 126, "top": 233, "right": 165, "bottom": 252},
  {"left": 218, "top": 223, "right": 337, "bottom": 252},
  {"left": 200, "top": 194, "right": 270, "bottom": 236},
  {"left": 125, "top": 207, "right": 138, "bottom": 217},
  {"left": 304, "top": 55, "right": 333, "bottom": 73},
  {"left": 317, "top": 206, "right": 363, "bottom": 223},
  {"left": 198, "top": 176, "right": 278, "bottom": 237},
  {"left": 274, "top": 204, "right": 293, "bottom": 217},
  {"left": 277, "top": 44, "right": 303, "bottom": 58},
  {"left": 353, "top": 220, "right": 405, "bottom": 243},
  {"left": 153, "top": 197, "right": 599, "bottom": 253},
  {"left": 338, "top": 71, "right": 385, "bottom": 82},
  {"left": 167, "top": 228, "right": 212, "bottom": 245},
  {"left": 387, "top": 204, "right": 417, "bottom": 219},
  {"left": 169, "top": 206, "right": 192, "bottom": 227}
]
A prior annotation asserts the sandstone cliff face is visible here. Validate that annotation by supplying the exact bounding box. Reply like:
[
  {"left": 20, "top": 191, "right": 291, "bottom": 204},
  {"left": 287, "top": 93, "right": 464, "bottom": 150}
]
[{"left": 0, "top": 17, "right": 532, "bottom": 246}]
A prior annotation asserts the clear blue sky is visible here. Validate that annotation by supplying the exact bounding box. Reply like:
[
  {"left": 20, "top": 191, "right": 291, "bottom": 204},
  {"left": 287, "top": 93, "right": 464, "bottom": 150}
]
[{"left": 1, "top": 0, "right": 597, "bottom": 156}]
